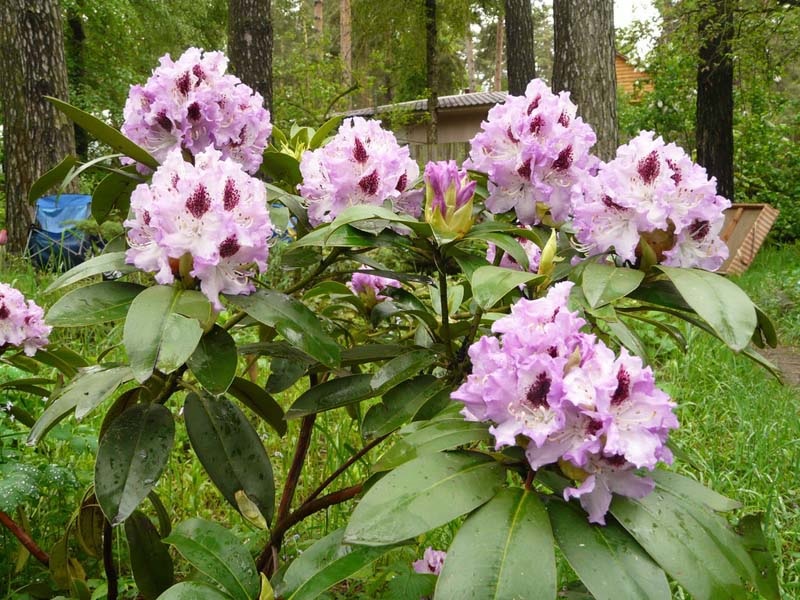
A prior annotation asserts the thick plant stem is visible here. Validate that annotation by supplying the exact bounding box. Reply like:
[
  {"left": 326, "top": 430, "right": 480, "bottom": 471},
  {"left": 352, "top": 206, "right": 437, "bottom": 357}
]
[
  {"left": 434, "top": 250, "right": 453, "bottom": 359},
  {"left": 103, "top": 521, "right": 118, "bottom": 600},
  {"left": 0, "top": 510, "right": 49, "bottom": 566}
]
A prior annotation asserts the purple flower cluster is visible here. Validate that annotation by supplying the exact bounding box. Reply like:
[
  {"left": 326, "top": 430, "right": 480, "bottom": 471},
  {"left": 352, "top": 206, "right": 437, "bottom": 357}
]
[
  {"left": 452, "top": 282, "right": 678, "bottom": 524},
  {"left": 0, "top": 283, "right": 51, "bottom": 356},
  {"left": 122, "top": 48, "right": 271, "bottom": 174},
  {"left": 298, "top": 117, "right": 420, "bottom": 226},
  {"left": 466, "top": 79, "right": 597, "bottom": 225},
  {"left": 412, "top": 547, "right": 447, "bottom": 576},
  {"left": 573, "top": 131, "right": 730, "bottom": 270},
  {"left": 125, "top": 148, "right": 272, "bottom": 310},
  {"left": 347, "top": 267, "right": 401, "bottom": 304}
]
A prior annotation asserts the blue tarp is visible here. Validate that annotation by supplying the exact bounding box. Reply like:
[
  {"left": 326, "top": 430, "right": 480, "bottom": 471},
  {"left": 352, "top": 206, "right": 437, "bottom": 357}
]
[{"left": 27, "top": 194, "right": 93, "bottom": 270}]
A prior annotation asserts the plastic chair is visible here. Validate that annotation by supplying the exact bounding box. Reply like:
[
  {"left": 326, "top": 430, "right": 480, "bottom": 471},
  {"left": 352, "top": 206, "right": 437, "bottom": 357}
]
[{"left": 26, "top": 194, "right": 93, "bottom": 271}]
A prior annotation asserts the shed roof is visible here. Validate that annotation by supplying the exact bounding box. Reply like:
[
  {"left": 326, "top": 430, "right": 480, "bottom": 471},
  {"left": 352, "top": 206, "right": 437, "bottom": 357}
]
[{"left": 346, "top": 91, "right": 508, "bottom": 117}]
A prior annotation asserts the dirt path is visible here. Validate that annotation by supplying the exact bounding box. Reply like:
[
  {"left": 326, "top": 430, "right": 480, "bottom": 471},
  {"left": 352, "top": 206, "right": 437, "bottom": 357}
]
[{"left": 761, "top": 347, "right": 800, "bottom": 387}]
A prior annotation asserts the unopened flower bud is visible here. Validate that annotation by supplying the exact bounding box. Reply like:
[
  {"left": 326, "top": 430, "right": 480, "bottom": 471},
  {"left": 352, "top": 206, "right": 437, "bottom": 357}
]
[{"left": 423, "top": 160, "right": 476, "bottom": 242}]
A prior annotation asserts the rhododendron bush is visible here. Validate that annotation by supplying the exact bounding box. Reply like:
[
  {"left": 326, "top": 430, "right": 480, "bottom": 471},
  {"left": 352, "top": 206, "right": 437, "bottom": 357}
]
[{"left": 2, "top": 48, "right": 782, "bottom": 599}]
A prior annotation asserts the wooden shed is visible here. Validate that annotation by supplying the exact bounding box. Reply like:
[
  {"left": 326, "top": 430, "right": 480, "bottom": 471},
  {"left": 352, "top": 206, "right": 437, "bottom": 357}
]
[
  {"left": 718, "top": 203, "right": 780, "bottom": 275},
  {"left": 615, "top": 52, "right": 653, "bottom": 99}
]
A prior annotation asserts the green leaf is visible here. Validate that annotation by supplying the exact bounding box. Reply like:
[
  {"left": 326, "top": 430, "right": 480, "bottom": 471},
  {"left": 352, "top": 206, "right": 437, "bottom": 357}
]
[
  {"left": 227, "top": 377, "right": 287, "bottom": 436},
  {"left": 327, "top": 205, "right": 429, "bottom": 237},
  {"left": 372, "top": 419, "right": 491, "bottom": 472},
  {"left": 47, "top": 282, "right": 145, "bottom": 327},
  {"left": 606, "top": 318, "right": 649, "bottom": 361},
  {"left": 261, "top": 150, "right": 302, "bottom": 188},
  {"left": 344, "top": 452, "right": 504, "bottom": 546},
  {"left": 228, "top": 290, "right": 340, "bottom": 368},
  {"left": 470, "top": 266, "right": 544, "bottom": 310},
  {"left": 95, "top": 403, "right": 175, "bottom": 525},
  {"left": 123, "top": 286, "right": 204, "bottom": 382},
  {"left": 27, "top": 365, "right": 133, "bottom": 444},
  {"left": 650, "top": 470, "right": 741, "bottom": 512},
  {"left": 163, "top": 518, "right": 259, "bottom": 600},
  {"left": 656, "top": 267, "right": 757, "bottom": 351},
  {"left": 581, "top": 262, "right": 645, "bottom": 308},
  {"left": 125, "top": 511, "right": 175, "bottom": 600},
  {"left": 156, "top": 582, "right": 231, "bottom": 600},
  {"left": 753, "top": 304, "right": 778, "bottom": 348},
  {"left": 187, "top": 326, "right": 238, "bottom": 395},
  {"left": 361, "top": 376, "right": 448, "bottom": 439},
  {"left": 736, "top": 514, "right": 780, "bottom": 600},
  {"left": 27, "top": 346, "right": 90, "bottom": 378},
  {"left": 309, "top": 116, "right": 343, "bottom": 149},
  {"left": 45, "top": 252, "right": 135, "bottom": 293},
  {"left": 369, "top": 350, "right": 437, "bottom": 392},
  {"left": 28, "top": 155, "right": 79, "bottom": 203},
  {"left": 265, "top": 356, "right": 308, "bottom": 394},
  {"left": 75, "top": 495, "right": 105, "bottom": 559},
  {"left": 286, "top": 374, "right": 376, "bottom": 419},
  {"left": 92, "top": 167, "right": 140, "bottom": 224},
  {"left": 46, "top": 96, "right": 158, "bottom": 168},
  {"left": 436, "top": 488, "right": 556, "bottom": 599},
  {"left": 610, "top": 483, "right": 757, "bottom": 599},
  {"left": 471, "top": 231, "right": 533, "bottom": 269},
  {"left": 184, "top": 393, "right": 275, "bottom": 524},
  {"left": 277, "top": 528, "right": 394, "bottom": 600},
  {"left": 549, "top": 500, "right": 670, "bottom": 600}
]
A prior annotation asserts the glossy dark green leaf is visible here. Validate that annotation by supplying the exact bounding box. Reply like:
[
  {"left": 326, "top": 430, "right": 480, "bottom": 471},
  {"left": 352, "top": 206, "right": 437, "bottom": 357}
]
[
  {"left": 735, "top": 514, "right": 780, "bottom": 600},
  {"left": 277, "top": 528, "right": 394, "bottom": 600},
  {"left": 45, "top": 251, "right": 135, "bottom": 293},
  {"left": 0, "top": 377, "right": 53, "bottom": 397},
  {"left": 47, "top": 282, "right": 145, "bottom": 327},
  {"left": 174, "top": 290, "right": 215, "bottom": 328},
  {"left": 753, "top": 304, "right": 778, "bottom": 349},
  {"left": 549, "top": 500, "right": 670, "bottom": 600},
  {"left": 184, "top": 393, "right": 275, "bottom": 523},
  {"left": 266, "top": 357, "right": 307, "bottom": 393},
  {"left": 287, "top": 374, "right": 375, "bottom": 419},
  {"left": 327, "top": 205, "right": 427, "bottom": 237},
  {"left": 125, "top": 511, "right": 174, "bottom": 599},
  {"left": 95, "top": 403, "right": 175, "bottom": 525},
  {"left": 46, "top": 96, "right": 159, "bottom": 168},
  {"left": 228, "top": 290, "right": 340, "bottom": 368},
  {"left": 362, "top": 376, "right": 448, "bottom": 438},
  {"left": 156, "top": 581, "right": 230, "bottom": 599},
  {"left": 610, "top": 483, "right": 757, "bottom": 599},
  {"left": 372, "top": 419, "right": 491, "bottom": 472},
  {"left": 338, "top": 344, "right": 407, "bottom": 367},
  {"left": 92, "top": 167, "right": 140, "bottom": 223},
  {"left": 581, "top": 262, "right": 645, "bottom": 308},
  {"left": 650, "top": 470, "right": 740, "bottom": 512},
  {"left": 261, "top": 150, "right": 302, "bottom": 187},
  {"left": 28, "top": 155, "right": 79, "bottom": 203},
  {"left": 436, "top": 488, "right": 556, "bottom": 599},
  {"left": 227, "top": 377, "right": 287, "bottom": 436},
  {"left": 27, "top": 346, "right": 90, "bottom": 377},
  {"left": 606, "top": 318, "right": 649, "bottom": 361},
  {"left": 123, "top": 286, "right": 204, "bottom": 382},
  {"left": 309, "top": 115, "right": 343, "bottom": 149},
  {"left": 471, "top": 266, "right": 543, "bottom": 310},
  {"left": 344, "top": 452, "right": 504, "bottom": 546},
  {"left": 75, "top": 495, "right": 105, "bottom": 559},
  {"left": 656, "top": 267, "right": 757, "bottom": 351},
  {"left": 163, "top": 518, "right": 259, "bottom": 600},
  {"left": 369, "top": 350, "right": 437, "bottom": 392},
  {"left": 188, "top": 326, "right": 238, "bottom": 395},
  {"left": 473, "top": 231, "right": 533, "bottom": 269},
  {"left": 27, "top": 365, "right": 133, "bottom": 444}
]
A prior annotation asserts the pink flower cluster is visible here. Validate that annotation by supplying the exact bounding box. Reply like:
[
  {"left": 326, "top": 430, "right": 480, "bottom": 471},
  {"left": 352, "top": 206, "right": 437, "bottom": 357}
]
[
  {"left": 125, "top": 148, "right": 272, "bottom": 310},
  {"left": 347, "top": 267, "right": 401, "bottom": 302},
  {"left": 412, "top": 547, "right": 447, "bottom": 576},
  {"left": 466, "top": 79, "right": 597, "bottom": 225},
  {"left": 573, "top": 131, "right": 730, "bottom": 270},
  {"left": 298, "top": 117, "right": 420, "bottom": 226},
  {"left": 0, "top": 283, "right": 51, "bottom": 356},
  {"left": 452, "top": 282, "right": 678, "bottom": 524},
  {"left": 122, "top": 48, "right": 271, "bottom": 174}
]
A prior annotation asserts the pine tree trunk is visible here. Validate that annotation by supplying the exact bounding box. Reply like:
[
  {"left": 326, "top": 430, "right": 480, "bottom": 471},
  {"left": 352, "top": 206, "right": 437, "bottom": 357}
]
[
  {"left": 425, "top": 0, "right": 438, "bottom": 145},
  {"left": 66, "top": 1, "right": 89, "bottom": 160},
  {"left": 696, "top": 0, "right": 734, "bottom": 200},
  {"left": 552, "top": 0, "right": 617, "bottom": 160},
  {"left": 228, "top": 0, "right": 274, "bottom": 114},
  {"left": 494, "top": 15, "right": 504, "bottom": 91},
  {"left": 0, "top": 0, "right": 76, "bottom": 253},
  {"left": 314, "top": 0, "right": 324, "bottom": 35},
  {"left": 504, "top": 0, "right": 536, "bottom": 95},
  {"left": 465, "top": 30, "right": 475, "bottom": 92},
  {"left": 340, "top": 0, "right": 352, "bottom": 89}
]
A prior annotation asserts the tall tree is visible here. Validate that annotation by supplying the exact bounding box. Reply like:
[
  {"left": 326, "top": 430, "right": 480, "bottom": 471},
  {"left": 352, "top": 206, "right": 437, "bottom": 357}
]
[
  {"left": 552, "top": 0, "right": 617, "bottom": 159},
  {"left": 425, "top": 0, "right": 438, "bottom": 144},
  {"left": 228, "top": 0, "right": 274, "bottom": 113},
  {"left": 493, "top": 14, "right": 504, "bottom": 91},
  {"left": 0, "top": 0, "right": 76, "bottom": 253},
  {"left": 695, "top": 0, "right": 734, "bottom": 199},
  {"left": 341, "top": 0, "right": 352, "bottom": 89},
  {"left": 504, "top": 0, "right": 536, "bottom": 94}
]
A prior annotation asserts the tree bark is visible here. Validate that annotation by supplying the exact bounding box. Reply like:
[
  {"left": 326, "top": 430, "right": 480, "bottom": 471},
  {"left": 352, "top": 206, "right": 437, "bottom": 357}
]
[
  {"left": 504, "top": 0, "right": 536, "bottom": 95},
  {"left": 552, "top": 0, "right": 617, "bottom": 160},
  {"left": 0, "top": 0, "right": 76, "bottom": 253},
  {"left": 340, "top": 0, "right": 352, "bottom": 89},
  {"left": 313, "top": 0, "right": 324, "bottom": 35},
  {"left": 228, "top": 0, "right": 274, "bottom": 114},
  {"left": 494, "top": 15, "right": 504, "bottom": 91},
  {"left": 425, "top": 0, "right": 438, "bottom": 145},
  {"left": 66, "top": 1, "right": 89, "bottom": 160},
  {"left": 696, "top": 0, "right": 734, "bottom": 200}
]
